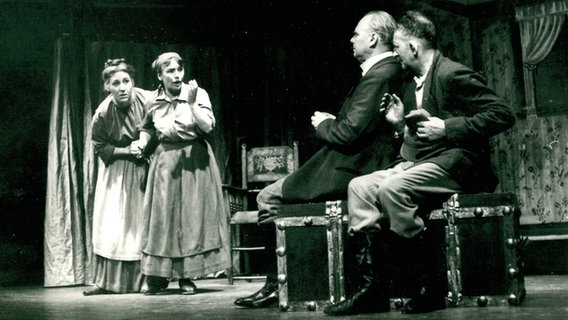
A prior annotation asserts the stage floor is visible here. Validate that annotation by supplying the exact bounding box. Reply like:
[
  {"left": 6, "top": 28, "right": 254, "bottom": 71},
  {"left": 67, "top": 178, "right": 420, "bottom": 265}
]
[{"left": 0, "top": 275, "right": 566, "bottom": 319}]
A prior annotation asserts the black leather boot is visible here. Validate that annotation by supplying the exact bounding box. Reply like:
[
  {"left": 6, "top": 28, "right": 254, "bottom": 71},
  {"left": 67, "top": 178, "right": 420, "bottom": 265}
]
[
  {"left": 323, "top": 230, "right": 390, "bottom": 316},
  {"left": 234, "top": 277, "right": 279, "bottom": 308},
  {"left": 400, "top": 227, "right": 447, "bottom": 314}
]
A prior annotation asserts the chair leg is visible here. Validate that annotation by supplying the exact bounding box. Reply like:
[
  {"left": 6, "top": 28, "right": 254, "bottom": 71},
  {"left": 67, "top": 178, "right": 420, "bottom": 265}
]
[
  {"left": 228, "top": 223, "right": 237, "bottom": 285},
  {"left": 228, "top": 250, "right": 234, "bottom": 285}
]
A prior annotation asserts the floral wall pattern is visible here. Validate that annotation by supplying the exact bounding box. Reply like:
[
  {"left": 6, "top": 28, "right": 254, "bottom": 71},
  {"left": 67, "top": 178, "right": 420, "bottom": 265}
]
[{"left": 480, "top": 17, "right": 568, "bottom": 225}]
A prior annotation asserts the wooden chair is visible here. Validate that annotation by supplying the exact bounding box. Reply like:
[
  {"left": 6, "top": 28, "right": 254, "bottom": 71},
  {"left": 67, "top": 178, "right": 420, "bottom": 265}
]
[{"left": 223, "top": 141, "right": 299, "bottom": 284}]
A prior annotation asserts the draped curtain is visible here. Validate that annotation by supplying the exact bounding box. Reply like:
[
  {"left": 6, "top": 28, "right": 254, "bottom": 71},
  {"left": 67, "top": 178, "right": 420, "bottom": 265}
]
[
  {"left": 515, "top": 0, "right": 568, "bottom": 116},
  {"left": 44, "top": 36, "right": 89, "bottom": 287},
  {"left": 45, "top": 39, "right": 227, "bottom": 287}
]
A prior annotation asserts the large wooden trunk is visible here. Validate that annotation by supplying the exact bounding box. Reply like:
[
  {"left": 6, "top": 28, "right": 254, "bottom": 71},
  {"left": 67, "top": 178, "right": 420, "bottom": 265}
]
[
  {"left": 274, "top": 201, "right": 350, "bottom": 311},
  {"left": 430, "top": 193, "right": 527, "bottom": 307},
  {"left": 274, "top": 193, "right": 526, "bottom": 312}
]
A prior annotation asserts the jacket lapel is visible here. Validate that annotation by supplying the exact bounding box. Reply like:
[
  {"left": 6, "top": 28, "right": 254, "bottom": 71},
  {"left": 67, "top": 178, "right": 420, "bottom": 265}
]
[
  {"left": 420, "top": 51, "right": 442, "bottom": 114},
  {"left": 340, "top": 55, "right": 398, "bottom": 112}
]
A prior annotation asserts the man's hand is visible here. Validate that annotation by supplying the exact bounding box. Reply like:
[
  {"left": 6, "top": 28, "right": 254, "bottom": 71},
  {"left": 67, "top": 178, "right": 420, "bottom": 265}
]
[
  {"left": 415, "top": 116, "right": 446, "bottom": 141},
  {"left": 311, "top": 111, "right": 336, "bottom": 129},
  {"left": 381, "top": 93, "right": 404, "bottom": 125}
]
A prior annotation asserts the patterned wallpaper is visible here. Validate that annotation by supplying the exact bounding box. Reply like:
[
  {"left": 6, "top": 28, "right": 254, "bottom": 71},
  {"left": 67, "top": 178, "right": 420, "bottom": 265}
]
[{"left": 480, "top": 17, "right": 568, "bottom": 224}]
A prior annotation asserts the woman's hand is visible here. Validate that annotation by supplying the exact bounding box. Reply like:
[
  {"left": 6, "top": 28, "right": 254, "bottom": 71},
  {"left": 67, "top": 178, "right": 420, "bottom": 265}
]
[
  {"left": 130, "top": 140, "right": 144, "bottom": 158},
  {"left": 134, "top": 132, "right": 152, "bottom": 157},
  {"left": 187, "top": 80, "right": 198, "bottom": 105}
]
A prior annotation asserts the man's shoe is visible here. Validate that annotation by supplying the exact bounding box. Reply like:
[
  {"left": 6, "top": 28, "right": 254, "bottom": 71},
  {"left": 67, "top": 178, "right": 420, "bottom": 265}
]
[
  {"left": 234, "top": 278, "right": 279, "bottom": 308},
  {"left": 179, "top": 279, "right": 197, "bottom": 295},
  {"left": 249, "top": 289, "right": 278, "bottom": 308},
  {"left": 401, "top": 287, "right": 446, "bottom": 314},
  {"left": 323, "top": 289, "right": 389, "bottom": 315}
]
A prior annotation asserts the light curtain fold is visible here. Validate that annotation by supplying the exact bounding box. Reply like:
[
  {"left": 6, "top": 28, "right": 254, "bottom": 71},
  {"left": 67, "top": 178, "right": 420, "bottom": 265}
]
[
  {"left": 515, "top": 0, "right": 568, "bottom": 114},
  {"left": 81, "top": 47, "right": 97, "bottom": 285},
  {"left": 518, "top": 14, "right": 565, "bottom": 66},
  {"left": 44, "top": 36, "right": 89, "bottom": 287},
  {"left": 516, "top": 0, "right": 568, "bottom": 21}
]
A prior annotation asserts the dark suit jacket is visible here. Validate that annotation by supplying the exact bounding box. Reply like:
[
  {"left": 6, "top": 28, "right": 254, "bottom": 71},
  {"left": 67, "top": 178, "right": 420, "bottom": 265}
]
[
  {"left": 281, "top": 55, "right": 404, "bottom": 202},
  {"left": 401, "top": 51, "right": 516, "bottom": 192}
]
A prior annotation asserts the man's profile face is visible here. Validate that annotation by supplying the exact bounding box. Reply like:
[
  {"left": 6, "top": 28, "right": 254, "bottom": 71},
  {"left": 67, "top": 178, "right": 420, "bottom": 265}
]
[
  {"left": 350, "top": 16, "right": 373, "bottom": 63},
  {"left": 393, "top": 30, "right": 414, "bottom": 72}
]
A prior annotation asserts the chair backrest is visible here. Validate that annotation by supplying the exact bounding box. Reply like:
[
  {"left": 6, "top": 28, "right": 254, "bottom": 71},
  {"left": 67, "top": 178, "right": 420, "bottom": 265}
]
[{"left": 241, "top": 141, "right": 299, "bottom": 188}]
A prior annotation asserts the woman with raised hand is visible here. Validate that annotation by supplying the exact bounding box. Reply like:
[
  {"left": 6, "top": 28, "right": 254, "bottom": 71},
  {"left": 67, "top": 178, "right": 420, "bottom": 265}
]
[{"left": 136, "top": 52, "right": 229, "bottom": 295}]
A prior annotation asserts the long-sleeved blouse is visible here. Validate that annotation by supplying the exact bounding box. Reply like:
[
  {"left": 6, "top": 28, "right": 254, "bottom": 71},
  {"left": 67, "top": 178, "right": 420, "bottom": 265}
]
[
  {"left": 141, "top": 83, "right": 214, "bottom": 142},
  {"left": 92, "top": 87, "right": 152, "bottom": 165}
]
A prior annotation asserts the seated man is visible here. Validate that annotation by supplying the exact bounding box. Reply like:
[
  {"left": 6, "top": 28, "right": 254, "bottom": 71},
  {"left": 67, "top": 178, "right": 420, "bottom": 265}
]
[
  {"left": 324, "top": 10, "right": 516, "bottom": 316},
  {"left": 234, "top": 10, "right": 404, "bottom": 308}
]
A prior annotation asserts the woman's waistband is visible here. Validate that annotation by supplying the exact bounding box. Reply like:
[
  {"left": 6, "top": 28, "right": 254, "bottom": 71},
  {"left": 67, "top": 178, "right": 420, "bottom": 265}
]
[{"left": 156, "top": 138, "right": 205, "bottom": 152}]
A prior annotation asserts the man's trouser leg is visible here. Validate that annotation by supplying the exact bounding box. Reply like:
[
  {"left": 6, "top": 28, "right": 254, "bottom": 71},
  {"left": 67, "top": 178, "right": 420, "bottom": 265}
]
[
  {"left": 379, "top": 162, "right": 462, "bottom": 313},
  {"left": 234, "top": 178, "right": 285, "bottom": 308}
]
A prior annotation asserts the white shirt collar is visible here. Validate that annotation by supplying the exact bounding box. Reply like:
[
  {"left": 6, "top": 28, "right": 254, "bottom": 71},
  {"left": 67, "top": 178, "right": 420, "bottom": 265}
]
[
  {"left": 360, "top": 51, "right": 395, "bottom": 76},
  {"left": 413, "top": 72, "right": 429, "bottom": 109},
  {"left": 413, "top": 60, "right": 433, "bottom": 89},
  {"left": 413, "top": 73, "right": 428, "bottom": 90}
]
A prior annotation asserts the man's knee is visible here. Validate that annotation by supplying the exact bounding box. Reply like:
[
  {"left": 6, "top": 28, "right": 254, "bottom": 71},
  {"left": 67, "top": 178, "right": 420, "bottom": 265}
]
[
  {"left": 256, "top": 186, "right": 269, "bottom": 202},
  {"left": 377, "top": 178, "right": 405, "bottom": 203},
  {"left": 256, "top": 180, "right": 282, "bottom": 205},
  {"left": 348, "top": 176, "right": 369, "bottom": 196}
]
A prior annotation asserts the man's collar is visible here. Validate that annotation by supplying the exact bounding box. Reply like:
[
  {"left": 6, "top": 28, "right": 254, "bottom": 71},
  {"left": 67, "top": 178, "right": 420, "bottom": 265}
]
[
  {"left": 360, "top": 51, "right": 395, "bottom": 76},
  {"left": 413, "top": 72, "right": 428, "bottom": 89},
  {"left": 414, "top": 50, "right": 435, "bottom": 84}
]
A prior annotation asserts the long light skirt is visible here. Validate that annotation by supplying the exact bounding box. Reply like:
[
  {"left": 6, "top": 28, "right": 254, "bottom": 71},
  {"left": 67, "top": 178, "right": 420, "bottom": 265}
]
[
  {"left": 92, "top": 255, "right": 145, "bottom": 293},
  {"left": 92, "top": 158, "right": 147, "bottom": 261},
  {"left": 141, "top": 251, "right": 229, "bottom": 279},
  {"left": 141, "top": 140, "right": 230, "bottom": 279}
]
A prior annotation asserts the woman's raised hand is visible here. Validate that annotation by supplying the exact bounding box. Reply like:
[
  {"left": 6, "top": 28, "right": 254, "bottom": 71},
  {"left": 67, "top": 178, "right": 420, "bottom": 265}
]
[{"left": 187, "top": 80, "right": 198, "bottom": 105}]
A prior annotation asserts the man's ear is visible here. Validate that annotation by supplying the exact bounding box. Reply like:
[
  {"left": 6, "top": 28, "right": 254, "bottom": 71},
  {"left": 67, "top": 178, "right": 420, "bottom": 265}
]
[
  {"left": 369, "top": 32, "right": 380, "bottom": 47},
  {"left": 409, "top": 41, "right": 419, "bottom": 57}
]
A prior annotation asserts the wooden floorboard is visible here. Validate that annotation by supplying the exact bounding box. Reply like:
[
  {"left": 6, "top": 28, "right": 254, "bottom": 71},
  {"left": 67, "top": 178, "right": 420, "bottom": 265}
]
[{"left": 0, "top": 275, "right": 566, "bottom": 319}]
